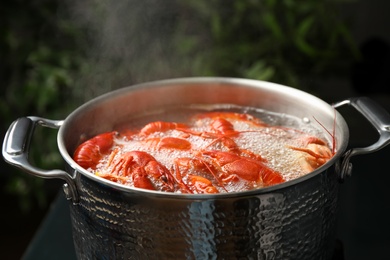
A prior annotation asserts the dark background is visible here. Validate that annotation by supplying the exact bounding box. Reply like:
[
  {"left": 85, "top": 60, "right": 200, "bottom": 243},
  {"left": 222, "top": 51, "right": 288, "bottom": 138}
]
[{"left": 1, "top": 0, "right": 390, "bottom": 259}]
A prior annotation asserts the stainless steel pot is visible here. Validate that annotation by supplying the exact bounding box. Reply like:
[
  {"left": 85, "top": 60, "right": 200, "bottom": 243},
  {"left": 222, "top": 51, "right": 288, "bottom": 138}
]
[{"left": 3, "top": 78, "right": 390, "bottom": 259}]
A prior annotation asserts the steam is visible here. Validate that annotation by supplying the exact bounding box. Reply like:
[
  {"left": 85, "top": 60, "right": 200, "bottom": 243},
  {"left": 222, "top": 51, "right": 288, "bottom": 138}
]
[{"left": 64, "top": 1, "right": 197, "bottom": 100}]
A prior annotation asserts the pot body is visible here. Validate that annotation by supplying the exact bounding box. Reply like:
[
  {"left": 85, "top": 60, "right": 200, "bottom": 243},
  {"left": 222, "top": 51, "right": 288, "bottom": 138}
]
[
  {"left": 70, "top": 166, "right": 339, "bottom": 259},
  {"left": 57, "top": 78, "right": 348, "bottom": 259}
]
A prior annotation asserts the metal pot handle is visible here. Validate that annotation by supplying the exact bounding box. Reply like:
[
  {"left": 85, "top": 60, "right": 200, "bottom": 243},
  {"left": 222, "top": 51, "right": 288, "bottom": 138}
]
[
  {"left": 333, "top": 97, "right": 390, "bottom": 180},
  {"left": 2, "top": 116, "right": 78, "bottom": 202}
]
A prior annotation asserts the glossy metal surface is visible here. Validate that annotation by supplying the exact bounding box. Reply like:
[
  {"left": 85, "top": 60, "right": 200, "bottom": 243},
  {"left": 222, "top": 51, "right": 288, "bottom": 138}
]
[
  {"left": 70, "top": 167, "right": 339, "bottom": 259},
  {"left": 333, "top": 97, "right": 390, "bottom": 179},
  {"left": 2, "top": 117, "right": 78, "bottom": 201}
]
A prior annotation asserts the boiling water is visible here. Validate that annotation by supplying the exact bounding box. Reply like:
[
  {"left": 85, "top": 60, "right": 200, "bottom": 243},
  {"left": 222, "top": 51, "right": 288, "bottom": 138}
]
[{"left": 92, "top": 104, "right": 333, "bottom": 192}]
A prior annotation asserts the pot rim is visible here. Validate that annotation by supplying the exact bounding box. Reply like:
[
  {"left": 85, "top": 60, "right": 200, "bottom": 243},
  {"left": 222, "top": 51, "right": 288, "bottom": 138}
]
[{"left": 58, "top": 77, "right": 348, "bottom": 199}]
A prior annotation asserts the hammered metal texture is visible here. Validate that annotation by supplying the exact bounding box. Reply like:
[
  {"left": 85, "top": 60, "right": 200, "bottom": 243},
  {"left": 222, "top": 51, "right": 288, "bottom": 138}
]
[{"left": 69, "top": 169, "right": 339, "bottom": 260}]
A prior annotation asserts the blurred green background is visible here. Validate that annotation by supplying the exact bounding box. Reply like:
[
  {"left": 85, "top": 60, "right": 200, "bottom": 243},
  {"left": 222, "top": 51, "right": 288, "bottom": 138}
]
[
  {"left": 1, "top": 0, "right": 358, "bottom": 211},
  {"left": 1, "top": 0, "right": 389, "bottom": 259}
]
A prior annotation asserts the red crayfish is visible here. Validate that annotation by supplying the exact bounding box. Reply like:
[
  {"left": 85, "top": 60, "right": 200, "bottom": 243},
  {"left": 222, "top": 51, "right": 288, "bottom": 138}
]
[{"left": 73, "top": 111, "right": 334, "bottom": 193}]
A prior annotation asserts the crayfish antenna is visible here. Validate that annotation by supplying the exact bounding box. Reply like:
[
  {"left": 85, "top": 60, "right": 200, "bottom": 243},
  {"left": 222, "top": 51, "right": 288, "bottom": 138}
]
[
  {"left": 313, "top": 110, "right": 336, "bottom": 155},
  {"left": 172, "top": 163, "right": 193, "bottom": 194},
  {"left": 199, "top": 159, "right": 228, "bottom": 192}
]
